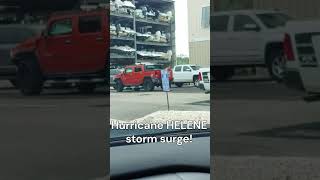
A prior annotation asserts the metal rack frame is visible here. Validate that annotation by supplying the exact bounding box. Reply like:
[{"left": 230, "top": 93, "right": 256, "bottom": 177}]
[{"left": 110, "top": 0, "right": 175, "bottom": 67}]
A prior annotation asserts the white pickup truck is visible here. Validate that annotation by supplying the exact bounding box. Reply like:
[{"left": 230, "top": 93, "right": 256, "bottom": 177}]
[
  {"left": 283, "top": 20, "right": 320, "bottom": 94},
  {"left": 212, "top": 10, "right": 292, "bottom": 81}
]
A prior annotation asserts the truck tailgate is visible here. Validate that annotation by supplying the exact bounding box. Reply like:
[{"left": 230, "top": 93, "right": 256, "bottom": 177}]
[{"left": 299, "top": 35, "right": 320, "bottom": 93}]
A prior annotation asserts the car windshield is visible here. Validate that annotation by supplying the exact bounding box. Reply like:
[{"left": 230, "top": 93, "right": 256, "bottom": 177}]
[
  {"left": 256, "top": 13, "right": 293, "bottom": 29},
  {"left": 191, "top": 66, "right": 201, "bottom": 70}
]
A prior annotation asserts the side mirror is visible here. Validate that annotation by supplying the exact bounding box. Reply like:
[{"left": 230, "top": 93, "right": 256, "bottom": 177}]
[{"left": 243, "top": 24, "right": 260, "bottom": 31}]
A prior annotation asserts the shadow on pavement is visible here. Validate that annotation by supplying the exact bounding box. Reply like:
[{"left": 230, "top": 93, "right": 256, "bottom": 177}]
[
  {"left": 213, "top": 79, "right": 304, "bottom": 101},
  {"left": 239, "top": 122, "right": 320, "bottom": 140}
]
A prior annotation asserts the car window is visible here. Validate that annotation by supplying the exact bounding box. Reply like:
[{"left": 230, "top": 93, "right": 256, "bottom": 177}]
[
  {"left": 175, "top": 66, "right": 182, "bottom": 72},
  {"left": 135, "top": 67, "right": 142, "bottom": 72},
  {"left": 125, "top": 68, "right": 133, "bottom": 73},
  {"left": 145, "top": 65, "right": 163, "bottom": 70},
  {"left": 256, "top": 13, "right": 292, "bottom": 29},
  {"left": 212, "top": 15, "right": 229, "bottom": 32},
  {"left": 191, "top": 66, "right": 200, "bottom": 71},
  {"left": 49, "top": 19, "right": 72, "bottom": 36},
  {"left": 183, "top": 66, "right": 192, "bottom": 72},
  {"left": 233, "top": 15, "right": 259, "bottom": 32},
  {"left": 79, "top": 16, "right": 102, "bottom": 34}
]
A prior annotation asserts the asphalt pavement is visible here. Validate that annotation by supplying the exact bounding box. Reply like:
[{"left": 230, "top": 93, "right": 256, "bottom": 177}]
[
  {"left": 110, "top": 85, "right": 210, "bottom": 121},
  {"left": 213, "top": 78, "right": 320, "bottom": 157},
  {"left": 213, "top": 71, "right": 320, "bottom": 179},
  {"left": 0, "top": 81, "right": 108, "bottom": 180}
]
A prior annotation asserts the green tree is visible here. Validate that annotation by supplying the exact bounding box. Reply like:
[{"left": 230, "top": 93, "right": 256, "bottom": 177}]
[{"left": 176, "top": 56, "right": 190, "bottom": 65}]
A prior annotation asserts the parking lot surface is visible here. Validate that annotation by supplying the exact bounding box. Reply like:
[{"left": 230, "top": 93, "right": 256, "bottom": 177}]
[
  {"left": 0, "top": 81, "right": 107, "bottom": 180},
  {"left": 214, "top": 77, "right": 320, "bottom": 157},
  {"left": 110, "top": 85, "right": 210, "bottom": 121}
]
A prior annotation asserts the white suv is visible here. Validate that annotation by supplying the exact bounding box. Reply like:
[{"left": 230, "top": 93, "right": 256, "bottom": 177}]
[
  {"left": 173, "top": 64, "right": 201, "bottom": 87},
  {"left": 212, "top": 10, "right": 292, "bottom": 81}
]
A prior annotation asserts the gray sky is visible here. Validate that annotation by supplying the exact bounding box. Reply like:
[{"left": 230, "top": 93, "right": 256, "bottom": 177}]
[{"left": 174, "top": 0, "right": 189, "bottom": 57}]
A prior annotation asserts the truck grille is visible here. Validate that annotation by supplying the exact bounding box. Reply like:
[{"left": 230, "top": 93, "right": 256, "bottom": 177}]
[{"left": 295, "top": 32, "right": 320, "bottom": 67}]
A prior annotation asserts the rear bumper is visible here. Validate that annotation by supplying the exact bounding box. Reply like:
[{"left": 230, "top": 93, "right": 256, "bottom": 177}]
[
  {"left": 283, "top": 69, "right": 304, "bottom": 91},
  {"left": 199, "top": 83, "right": 205, "bottom": 90}
]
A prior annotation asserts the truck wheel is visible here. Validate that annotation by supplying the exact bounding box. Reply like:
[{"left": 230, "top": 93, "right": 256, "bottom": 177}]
[
  {"left": 9, "top": 79, "right": 17, "bottom": 88},
  {"left": 193, "top": 76, "right": 199, "bottom": 87},
  {"left": 78, "top": 83, "right": 96, "bottom": 94},
  {"left": 213, "top": 67, "right": 234, "bottom": 81},
  {"left": 267, "top": 49, "right": 285, "bottom": 81},
  {"left": 175, "top": 82, "right": 183, "bottom": 88},
  {"left": 115, "top": 80, "right": 124, "bottom": 92},
  {"left": 17, "top": 60, "right": 43, "bottom": 96},
  {"left": 143, "top": 78, "right": 154, "bottom": 91}
]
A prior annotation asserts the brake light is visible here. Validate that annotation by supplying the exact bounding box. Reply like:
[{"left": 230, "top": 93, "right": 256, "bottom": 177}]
[
  {"left": 283, "top": 33, "right": 295, "bottom": 61},
  {"left": 198, "top": 72, "right": 202, "bottom": 81},
  {"left": 155, "top": 71, "right": 160, "bottom": 78}
]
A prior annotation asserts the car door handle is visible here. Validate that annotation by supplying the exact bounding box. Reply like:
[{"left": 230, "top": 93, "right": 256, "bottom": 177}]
[
  {"left": 65, "top": 40, "right": 71, "bottom": 44},
  {"left": 96, "top": 37, "right": 104, "bottom": 42}
]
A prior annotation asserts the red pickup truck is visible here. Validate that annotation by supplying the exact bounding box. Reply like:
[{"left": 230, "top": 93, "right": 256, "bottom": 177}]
[
  {"left": 114, "top": 64, "right": 173, "bottom": 92},
  {"left": 10, "top": 10, "right": 109, "bottom": 95}
]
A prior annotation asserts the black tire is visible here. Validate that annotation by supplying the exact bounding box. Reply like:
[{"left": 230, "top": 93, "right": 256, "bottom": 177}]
[
  {"left": 9, "top": 79, "right": 17, "bottom": 88},
  {"left": 213, "top": 67, "right": 234, "bottom": 81},
  {"left": 16, "top": 59, "right": 43, "bottom": 96},
  {"left": 115, "top": 79, "right": 124, "bottom": 92},
  {"left": 78, "top": 83, "right": 96, "bottom": 94},
  {"left": 143, "top": 78, "right": 154, "bottom": 91},
  {"left": 175, "top": 82, "right": 183, "bottom": 88},
  {"left": 193, "top": 76, "right": 199, "bottom": 87},
  {"left": 267, "top": 49, "right": 285, "bottom": 82}
]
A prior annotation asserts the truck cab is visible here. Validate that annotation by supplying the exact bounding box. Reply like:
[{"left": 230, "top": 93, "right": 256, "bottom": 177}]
[{"left": 11, "top": 9, "right": 109, "bottom": 95}]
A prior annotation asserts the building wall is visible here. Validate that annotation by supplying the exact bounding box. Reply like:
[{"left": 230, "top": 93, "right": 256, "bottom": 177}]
[
  {"left": 187, "top": 0, "right": 210, "bottom": 67},
  {"left": 189, "top": 40, "right": 210, "bottom": 67}
]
